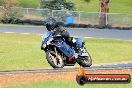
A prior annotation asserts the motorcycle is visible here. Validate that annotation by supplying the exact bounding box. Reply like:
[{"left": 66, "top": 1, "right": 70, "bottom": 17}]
[{"left": 41, "top": 31, "right": 92, "bottom": 68}]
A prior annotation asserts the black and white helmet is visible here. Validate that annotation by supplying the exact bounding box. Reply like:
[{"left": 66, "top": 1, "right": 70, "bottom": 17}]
[{"left": 45, "top": 17, "right": 57, "bottom": 31}]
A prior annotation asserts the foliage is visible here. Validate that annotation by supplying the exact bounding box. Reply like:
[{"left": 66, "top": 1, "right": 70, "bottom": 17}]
[
  {"left": 0, "top": 0, "right": 4, "bottom": 5},
  {"left": 40, "top": 0, "right": 75, "bottom": 10},
  {"left": 1, "top": 0, "right": 23, "bottom": 23}
]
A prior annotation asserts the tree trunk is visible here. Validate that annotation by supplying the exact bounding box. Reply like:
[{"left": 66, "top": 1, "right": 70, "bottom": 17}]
[{"left": 99, "top": 0, "right": 109, "bottom": 26}]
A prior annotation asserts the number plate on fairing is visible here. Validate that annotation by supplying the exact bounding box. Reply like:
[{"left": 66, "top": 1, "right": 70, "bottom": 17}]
[{"left": 80, "top": 48, "right": 89, "bottom": 56}]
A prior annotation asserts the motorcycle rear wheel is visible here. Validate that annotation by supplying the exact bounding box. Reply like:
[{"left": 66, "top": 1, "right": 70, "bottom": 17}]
[{"left": 46, "top": 50, "right": 64, "bottom": 68}]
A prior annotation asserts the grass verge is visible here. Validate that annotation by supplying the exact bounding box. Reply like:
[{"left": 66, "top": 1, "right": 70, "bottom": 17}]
[
  {"left": 67, "top": 0, "right": 132, "bottom": 13},
  {"left": 7, "top": 80, "right": 132, "bottom": 88},
  {"left": 0, "top": 33, "right": 132, "bottom": 70}
]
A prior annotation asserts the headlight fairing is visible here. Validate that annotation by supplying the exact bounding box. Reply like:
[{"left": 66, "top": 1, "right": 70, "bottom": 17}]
[{"left": 42, "top": 43, "right": 47, "bottom": 48}]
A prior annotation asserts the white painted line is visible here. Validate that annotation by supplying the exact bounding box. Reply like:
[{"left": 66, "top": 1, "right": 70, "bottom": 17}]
[
  {"left": 4, "top": 32, "right": 15, "bottom": 34},
  {"left": 21, "top": 33, "right": 30, "bottom": 35},
  {"left": 38, "top": 34, "right": 43, "bottom": 36},
  {"left": 1, "top": 32, "right": 132, "bottom": 41},
  {"left": 84, "top": 37, "right": 93, "bottom": 38},
  {"left": 72, "top": 36, "right": 93, "bottom": 39},
  {"left": 2, "top": 32, "right": 43, "bottom": 36},
  {"left": 92, "top": 61, "right": 132, "bottom": 67},
  {"left": 87, "top": 37, "right": 132, "bottom": 42}
]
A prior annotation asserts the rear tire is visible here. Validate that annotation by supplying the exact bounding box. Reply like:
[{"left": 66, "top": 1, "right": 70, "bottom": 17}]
[{"left": 46, "top": 50, "right": 64, "bottom": 68}]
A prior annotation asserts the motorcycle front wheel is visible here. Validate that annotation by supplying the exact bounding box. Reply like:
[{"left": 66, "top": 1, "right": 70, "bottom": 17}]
[
  {"left": 77, "top": 50, "right": 92, "bottom": 67},
  {"left": 46, "top": 50, "right": 64, "bottom": 68}
]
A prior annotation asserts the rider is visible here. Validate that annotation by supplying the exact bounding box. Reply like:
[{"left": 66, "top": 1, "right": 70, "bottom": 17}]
[
  {"left": 45, "top": 17, "right": 76, "bottom": 47},
  {"left": 44, "top": 17, "right": 78, "bottom": 60}
]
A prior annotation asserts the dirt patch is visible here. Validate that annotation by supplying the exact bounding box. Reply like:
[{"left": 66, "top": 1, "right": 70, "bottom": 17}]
[{"left": 0, "top": 68, "right": 132, "bottom": 88}]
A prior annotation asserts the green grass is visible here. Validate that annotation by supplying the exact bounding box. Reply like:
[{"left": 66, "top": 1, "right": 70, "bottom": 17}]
[
  {"left": 85, "top": 38, "right": 132, "bottom": 64},
  {"left": 0, "top": 33, "right": 49, "bottom": 70},
  {"left": 0, "top": 0, "right": 40, "bottom": 8},
  {"left": 18, "top": 0, "right": 40, "bottom": 8},
  {"left": 67, "top": 0, "right": 132, "bottom": 13},
  {"left": 7, "top": 80, "right": 132, "bottom": 88},
  {"left": 0, "top": 33, "right": 132, "bottom": 70}
]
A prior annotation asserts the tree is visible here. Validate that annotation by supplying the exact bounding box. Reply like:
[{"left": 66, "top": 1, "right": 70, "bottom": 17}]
[
  {"left": 1, "top": 0, "right": 23, "bottom": 23},
  {"left": 0, "top": 0, "right": 4, "bottom": 6},
  {"left": 99, "top": 0, "right": 109, "bottom": 26},
  {"left": 40, "top": 0, "right": 75, "bottom": 10}
]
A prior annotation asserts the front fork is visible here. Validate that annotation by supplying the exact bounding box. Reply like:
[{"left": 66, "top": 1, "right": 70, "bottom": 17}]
[{"left": 54, "top": 47, "right": 58, "bottom": 58}]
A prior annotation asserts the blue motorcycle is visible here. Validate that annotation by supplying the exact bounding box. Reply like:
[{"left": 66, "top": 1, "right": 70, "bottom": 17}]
[{"left": 41, "top": 31, "right": 92, "bottom": 68}]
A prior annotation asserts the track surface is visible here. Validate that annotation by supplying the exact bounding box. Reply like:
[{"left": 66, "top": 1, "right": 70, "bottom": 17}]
[
  {"left": 0, "top": 26, "right": 132, "bottom": 40},
  {"left": 0, "top": 62, "right": 132, "bottom": 74}
]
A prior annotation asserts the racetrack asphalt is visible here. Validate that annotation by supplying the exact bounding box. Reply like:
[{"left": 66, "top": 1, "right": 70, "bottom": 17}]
[
  {"left": 0, "top": 26, "right": 132, "bottom": 40},
  {"left": 0, "top": 62, "right": 132, "bottom": 74}
]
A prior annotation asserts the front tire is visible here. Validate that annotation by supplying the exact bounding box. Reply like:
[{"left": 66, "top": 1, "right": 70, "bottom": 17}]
[
  {"left": 46, "top": 50, "right": 64, "bottom": 68},
  {"left": 78, "top": 50, "right": 92, "bottom": 67}
]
